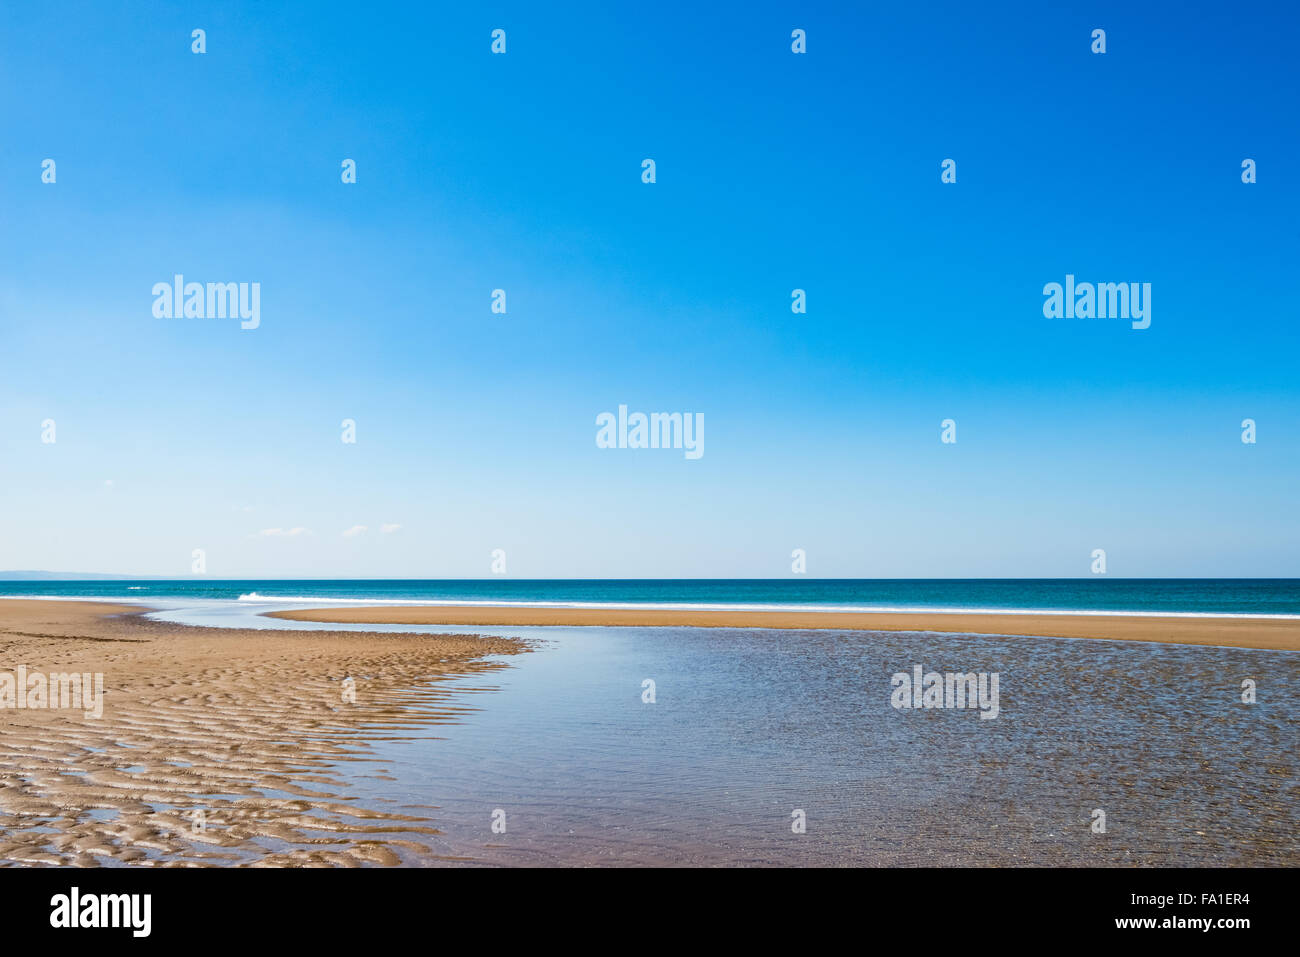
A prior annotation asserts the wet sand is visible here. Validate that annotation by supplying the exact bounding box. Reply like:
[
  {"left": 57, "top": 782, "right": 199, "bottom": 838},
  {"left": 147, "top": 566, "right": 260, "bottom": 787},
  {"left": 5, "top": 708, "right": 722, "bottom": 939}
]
[
  {"left": 267, "top": 605, "right": 1300, "bottom": 651},
  {"left": 0, "top": 599, "right": 524, "bottom": 866}
]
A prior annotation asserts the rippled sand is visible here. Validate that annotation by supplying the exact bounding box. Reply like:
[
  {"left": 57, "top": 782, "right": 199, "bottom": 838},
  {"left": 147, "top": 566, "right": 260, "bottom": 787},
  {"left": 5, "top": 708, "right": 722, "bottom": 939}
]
[{"left": 0, "top": 600, "right": 524, "bottom": 867}]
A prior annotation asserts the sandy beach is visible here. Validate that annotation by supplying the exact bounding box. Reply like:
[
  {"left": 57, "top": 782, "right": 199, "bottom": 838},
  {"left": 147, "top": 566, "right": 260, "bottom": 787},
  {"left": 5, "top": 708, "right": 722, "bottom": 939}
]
[
  {"left": 0, "top": 599, "right": 524, "bottom": 866},
  {"left": 3, "top": 597, "right": 1295, "bottom": 869},
  {"left": 266, "top": 605, "right": 1300, "bottom": 651}
]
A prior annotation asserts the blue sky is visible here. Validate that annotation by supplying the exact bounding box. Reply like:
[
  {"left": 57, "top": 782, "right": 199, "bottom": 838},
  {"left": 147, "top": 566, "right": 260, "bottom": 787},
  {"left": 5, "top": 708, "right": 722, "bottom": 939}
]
[{"left": 1, "top": 1, "right": 1297, "bottom": 578}]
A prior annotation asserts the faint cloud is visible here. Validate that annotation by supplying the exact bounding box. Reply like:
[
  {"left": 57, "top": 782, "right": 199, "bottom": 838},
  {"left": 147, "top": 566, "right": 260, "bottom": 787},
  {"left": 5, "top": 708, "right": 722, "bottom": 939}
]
[
  {"left": 342, "top": 525, "right": 368, "bottom": 538},
  {"left": 380, "top": 523, "right": 402, "bottom": 534},
  {"left": 258, "top": 527, "right": 308, "bottom": 537}
]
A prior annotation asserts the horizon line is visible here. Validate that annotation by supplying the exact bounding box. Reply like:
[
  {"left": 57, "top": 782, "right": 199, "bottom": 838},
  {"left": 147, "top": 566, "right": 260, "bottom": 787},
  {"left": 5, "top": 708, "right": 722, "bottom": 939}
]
[{"left": 2, "top": 573, "right": 1299, "bottom": 583}]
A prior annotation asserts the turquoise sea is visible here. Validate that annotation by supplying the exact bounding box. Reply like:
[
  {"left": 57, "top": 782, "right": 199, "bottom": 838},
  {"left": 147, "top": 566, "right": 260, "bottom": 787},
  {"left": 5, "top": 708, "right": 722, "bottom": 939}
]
[{"left": 2, "top": 578, "right": 1299, "bottom": 616}]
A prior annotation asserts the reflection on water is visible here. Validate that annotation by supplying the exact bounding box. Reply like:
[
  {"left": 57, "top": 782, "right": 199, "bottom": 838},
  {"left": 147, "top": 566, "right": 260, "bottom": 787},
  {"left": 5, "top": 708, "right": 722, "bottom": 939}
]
[{"left": 329, "top": 625, "right": 1298, "bottom": 866}]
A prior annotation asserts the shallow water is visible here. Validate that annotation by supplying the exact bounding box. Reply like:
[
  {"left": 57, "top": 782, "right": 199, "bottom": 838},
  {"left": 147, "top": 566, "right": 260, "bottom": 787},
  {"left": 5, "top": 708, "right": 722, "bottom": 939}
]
[{"left": 311, "top": 624, "right": 1296, "bottom": 866}]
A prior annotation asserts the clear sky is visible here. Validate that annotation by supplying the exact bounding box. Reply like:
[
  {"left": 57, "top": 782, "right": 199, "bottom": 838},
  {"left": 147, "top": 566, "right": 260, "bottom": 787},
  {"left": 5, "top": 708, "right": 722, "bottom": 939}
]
[{"left": 1, "top": 1, "right": 1297, "bottom": 578}]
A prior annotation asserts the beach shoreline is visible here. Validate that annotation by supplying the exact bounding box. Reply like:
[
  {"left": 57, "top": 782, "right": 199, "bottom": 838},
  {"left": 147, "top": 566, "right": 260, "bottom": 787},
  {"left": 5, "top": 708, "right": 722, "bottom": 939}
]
[
  {"left": 265, "top": 604, "right": 1300, "bottom": 650},
  {"left": 1, "top": 598, "right": 1295, "bottom": 867}
]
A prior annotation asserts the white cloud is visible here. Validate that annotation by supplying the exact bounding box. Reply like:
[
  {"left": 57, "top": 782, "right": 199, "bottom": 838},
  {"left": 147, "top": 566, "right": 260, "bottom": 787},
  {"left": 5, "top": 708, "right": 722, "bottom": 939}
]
[
  {"left": 380, "top": 523, "right": 402, "bottom": 534},
  {"left": 258, "top": 527, "right": 309, "bottom": 537},
  {"left": 342, "top": 525, "right": 368, "bottom": 538}
]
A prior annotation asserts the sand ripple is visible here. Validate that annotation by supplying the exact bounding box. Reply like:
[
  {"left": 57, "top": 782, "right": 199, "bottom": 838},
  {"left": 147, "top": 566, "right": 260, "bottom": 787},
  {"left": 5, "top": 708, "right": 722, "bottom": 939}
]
[{"left": 0, "top": 601, "right": 524, "bottom": 866}]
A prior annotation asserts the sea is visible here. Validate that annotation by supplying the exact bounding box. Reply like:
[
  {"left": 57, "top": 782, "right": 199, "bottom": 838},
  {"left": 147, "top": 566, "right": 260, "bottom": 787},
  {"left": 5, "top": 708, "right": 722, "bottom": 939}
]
[{"left": 2, "top": 577, "right": 1299, "bottom": 617}]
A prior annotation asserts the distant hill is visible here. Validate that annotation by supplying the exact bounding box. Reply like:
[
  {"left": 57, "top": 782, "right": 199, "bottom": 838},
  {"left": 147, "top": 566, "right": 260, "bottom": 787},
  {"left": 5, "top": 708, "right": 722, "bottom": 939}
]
[{"left": 0, "top": 571, "right": 163, "bottom": 581}]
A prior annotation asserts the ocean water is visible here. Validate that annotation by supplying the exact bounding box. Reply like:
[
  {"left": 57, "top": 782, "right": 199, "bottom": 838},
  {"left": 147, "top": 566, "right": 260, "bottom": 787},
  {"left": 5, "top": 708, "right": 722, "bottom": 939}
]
[{"left": 3, "top": 578, "right": 1300, "bottom": 617}]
